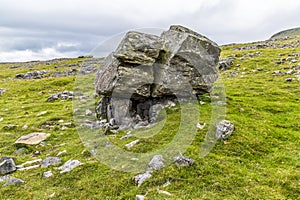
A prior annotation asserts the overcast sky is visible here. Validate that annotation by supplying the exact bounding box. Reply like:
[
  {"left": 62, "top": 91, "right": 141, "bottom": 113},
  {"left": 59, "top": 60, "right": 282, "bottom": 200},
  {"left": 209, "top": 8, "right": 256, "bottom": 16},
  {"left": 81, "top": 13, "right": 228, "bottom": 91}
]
[{"left": 1, "top": 0, "right": 300, "bottom": 62}]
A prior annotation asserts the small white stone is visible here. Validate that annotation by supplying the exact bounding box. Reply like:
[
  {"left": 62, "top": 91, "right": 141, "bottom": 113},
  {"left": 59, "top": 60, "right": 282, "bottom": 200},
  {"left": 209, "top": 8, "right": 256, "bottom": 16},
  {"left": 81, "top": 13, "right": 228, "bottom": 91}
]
[
  {"left": 136, "top": 195, "right": 145, "bottom": 200},
  {"left": 56, "top": 150, "right": 67, "bottom": 157},
  {"left": 43, "top": 171, "right": 53, "bottom": 178},
  {"left": 36, "top": 111, "right": 47, "bottom": 117},
  {"left": 157, "top": 189, "right": 172, "bottom": 196},
  {"left": 22, "top": 125, "right": 28, "bottom": 130},
  {"left": 196, "top": 123, "right": 206, "bottom": 129},
  {"left": 125, "top": 140, "right": 140, "bottom": 148}
]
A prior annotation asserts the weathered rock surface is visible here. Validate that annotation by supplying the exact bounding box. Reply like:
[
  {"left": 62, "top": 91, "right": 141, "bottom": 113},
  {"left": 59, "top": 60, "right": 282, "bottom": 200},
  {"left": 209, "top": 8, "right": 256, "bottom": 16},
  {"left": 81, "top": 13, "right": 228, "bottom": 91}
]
[
  {"left": 215, "top": 120, "right": 234, "bottom": 140},
  {"left": 43, "top": 171, "right": 53, "bottom": 178},
  {"left": 148, "top": 155, "right": 164, "bottom": 171},
  {"left": 174, "top": 155, "right": 194, "bottom": 166},
  {"left": 15, "top": 132, "right": 50, "bottom": 145},
  {"left": 3, "top": 124, "right": 18, "bottom": 130},
  {"left": 0, "top": 175, "right": 10, "bottom": 182},
  {"left": 95, "top": 25, "right": 220, "bottom": 129},
  {"left": 2, "top": 177, "right": 24, "bottom": 188},
  {"left": 133, "top": 155, "right": 165, "bottom": 186},
  {"left": 47, "top": 91, "right": 74, "bottom": 101},
  {"left": 0, "top": 88, "right": 6, "bottom": 95},
  {"left": 133, "top": 170, "right": 152, "bottom": 187},
  {"left": 59, "top": 160, "right": 82, "bottom": 174},
  {"left": 219, "top": 58, "right": 234, "bottom": 70},
  {"left": 16, "top": 159, "right": 42, "bottom": 171},
  {"left": 41, "top": 157, "right": 62, "bottom": 168},
  {"left": 15, "top": 70, "right": 48, "bottom": 79},
  {"left": 0, "top": 157, "right": 16, "bottom": 175}
]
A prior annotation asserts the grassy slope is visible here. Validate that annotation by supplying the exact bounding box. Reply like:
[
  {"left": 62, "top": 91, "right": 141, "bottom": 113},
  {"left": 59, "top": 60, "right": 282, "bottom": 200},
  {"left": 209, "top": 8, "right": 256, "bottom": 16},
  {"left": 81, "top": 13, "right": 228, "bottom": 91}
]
[
  {"left": 0, "top": 38, "right": 299, "bottom": 199},
  {"left": 271, "top": 28, "right": 300, "bottom": 39}
]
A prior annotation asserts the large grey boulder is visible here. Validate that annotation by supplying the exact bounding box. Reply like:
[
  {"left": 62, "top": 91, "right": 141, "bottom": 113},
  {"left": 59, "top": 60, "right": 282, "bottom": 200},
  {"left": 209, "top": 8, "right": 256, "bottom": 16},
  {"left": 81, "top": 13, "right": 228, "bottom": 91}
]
[{"left": 95, "top": 25, "right": 220, "bottom": 129}]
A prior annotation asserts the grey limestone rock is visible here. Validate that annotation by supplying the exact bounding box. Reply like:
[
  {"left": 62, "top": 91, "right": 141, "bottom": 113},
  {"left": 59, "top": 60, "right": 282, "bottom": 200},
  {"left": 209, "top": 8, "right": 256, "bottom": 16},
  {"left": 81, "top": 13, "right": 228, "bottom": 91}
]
[
  {"left": 0, "top": 157, "right": 16, "bottom": 175},
  {"left": 95, "top": 25, "right": 220, "bottom": 129}
]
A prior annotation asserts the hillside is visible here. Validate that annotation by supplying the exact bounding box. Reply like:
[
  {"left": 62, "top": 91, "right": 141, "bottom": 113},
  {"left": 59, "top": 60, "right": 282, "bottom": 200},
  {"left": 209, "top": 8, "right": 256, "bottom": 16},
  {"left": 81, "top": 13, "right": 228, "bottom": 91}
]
[
  {"left": 0, "top": 35, "right": 299, "bottom": 199},
  {"left": 271, "top": 27, "right": 300, "bottom": 39}
]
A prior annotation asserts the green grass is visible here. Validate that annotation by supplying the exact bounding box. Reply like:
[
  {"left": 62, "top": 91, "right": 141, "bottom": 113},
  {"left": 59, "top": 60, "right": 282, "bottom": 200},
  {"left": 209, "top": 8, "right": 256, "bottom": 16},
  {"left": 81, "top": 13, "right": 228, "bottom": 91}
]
[
  {"left": 271, "top": 27, "right": 300, "bottom": 39},
  {"left": 0, "top": 37, "right": 299, "bottom": 199}
]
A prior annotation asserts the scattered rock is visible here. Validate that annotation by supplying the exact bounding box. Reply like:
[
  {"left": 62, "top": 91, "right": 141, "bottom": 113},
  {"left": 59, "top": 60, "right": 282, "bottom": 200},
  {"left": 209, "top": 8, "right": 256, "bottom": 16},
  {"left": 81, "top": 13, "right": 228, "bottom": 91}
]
[
  {"left": 136, "top": 195, "right": 145, "bottom": 200},
  {"left": 0, "top": 175, "right": 10, "bottom": 182},
  {"left": 148, "top": 155, "right": 164, "bottom": 171},
  {"left": 15, "top": 70, "right": 48, "bottom": 79},
  {"left": 291, "top": 59, "right": 298, "bottom": 63},
  {"left": 16, "top": 159, "right": 42, "bottom": 170},
  {"left": 43, "top": 171, "right": 53, "bottom": 178},
  {"left": 47, "top": 91, "right": 74, "bottom": 101},
  {"left": 56, "top": 150, "right": 67, "bottom": 157},
  {"left": 120, "top": 133, "right": 133, "bottom": 140},
  {"left": 133, "top": 170, "right": 152, "bottom": 187},
  {"left": 125, "top": 140, "right": 140, "bottom": 149},
  {"left": 14, "top": 148, "right": 26, "bottom": 155},
  {"left": 273, "top": 70, "right": 284, "bottom": 75},
  {"left": 3, "top": 124, "right": 18, "bottom": 130},
  {"left": 36, "top": 111, "right": 48, "bottom": 117},
  {"left": 157, "top": 189, "right": 172, "bottom": 196},
  {"left": 219, "top": 58, "right": 234, "bottom": 70},
  {"left": 286, "top": 69, "right": 294, "bottom": 75},
  {"left": 174, "top": 155, "right": 194, "bottom": 166},
  {"left": 51, "top": 69, "right": 77, "bottom": 77},
  {"left": 22, "top": 125, "right": 28, "bottom": 130},
  {"left": 80, "top": 120, "right": 106, "bottom": 130},
  {"left": 48, "top": 192, "right": 56, "bottom": 199},
  {"left": 196, "top": 123, "right": 206, "bottom": 129},
  {"left": 59, "top": 160, "right": 82, "bottom": 174},
  {"left": 2, "top": 177, "right": 24, "bottom": 187},
  {"left": 85, "top": 109, "right": 93, "bottom": 116},
  {"left": 39, "top": 142, "right": 46, "bottom": 147},
  {"left": 0, "top": 157, "right": 16, "bottom": 175},
  {"left": 41, "top": 157, "right": 62, "bottom": 168},
  {"left": 17, "top": 165, "right": 40, "bottom": 171},
  {"left": 162, "top": 180, "right": 171, "bottom": 187},
  {"left": 215, "top": 120, "right": 234, "bottom": 140},
  {"left": 15, "top": 132, "right": 50, "bottom": 145},
  {"left": 0, "top": 88, "right": 6, "bottom": 95},
  {"left": 133, "top": 155, "right": 166, "bottom": 186}
]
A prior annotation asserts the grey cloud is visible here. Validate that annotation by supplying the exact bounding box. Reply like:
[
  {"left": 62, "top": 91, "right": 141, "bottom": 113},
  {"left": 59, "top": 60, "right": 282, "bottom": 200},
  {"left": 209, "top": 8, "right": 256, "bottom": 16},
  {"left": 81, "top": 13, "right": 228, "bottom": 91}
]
[{"left": 1, "top": 0, "right": 300, "bottom": 62}]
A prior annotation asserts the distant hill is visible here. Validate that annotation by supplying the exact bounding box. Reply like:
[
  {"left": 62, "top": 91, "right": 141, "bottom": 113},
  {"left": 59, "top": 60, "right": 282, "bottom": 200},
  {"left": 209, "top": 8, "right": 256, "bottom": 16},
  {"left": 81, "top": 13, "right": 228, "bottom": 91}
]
[{"left": 271, "top": 27, "right": 300, "bottom": 39}]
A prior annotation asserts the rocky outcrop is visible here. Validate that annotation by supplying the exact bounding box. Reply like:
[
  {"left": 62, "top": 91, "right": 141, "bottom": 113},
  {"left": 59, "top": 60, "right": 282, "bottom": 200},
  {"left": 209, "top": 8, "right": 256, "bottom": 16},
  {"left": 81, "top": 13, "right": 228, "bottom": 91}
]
[
  {"left": 15, "top": 70, "right": 48, "bottom": 79},
  {"left": 95, "top": 25, "right": 220, "bottom": 129}
]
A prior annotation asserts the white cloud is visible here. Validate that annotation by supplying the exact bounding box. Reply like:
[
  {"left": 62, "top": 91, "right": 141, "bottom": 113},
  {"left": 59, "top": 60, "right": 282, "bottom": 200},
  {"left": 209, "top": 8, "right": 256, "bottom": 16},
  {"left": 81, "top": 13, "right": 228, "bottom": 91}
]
[{"left": 0, "top": 48, "right": 79, "bottom": 62}]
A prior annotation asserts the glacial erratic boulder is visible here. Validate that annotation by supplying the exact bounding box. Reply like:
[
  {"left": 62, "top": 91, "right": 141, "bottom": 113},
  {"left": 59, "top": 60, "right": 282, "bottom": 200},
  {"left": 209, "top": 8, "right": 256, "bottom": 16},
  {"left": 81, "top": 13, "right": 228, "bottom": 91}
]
[{"left": 95, "top": 25, "right": 221, "bottom": 129}]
